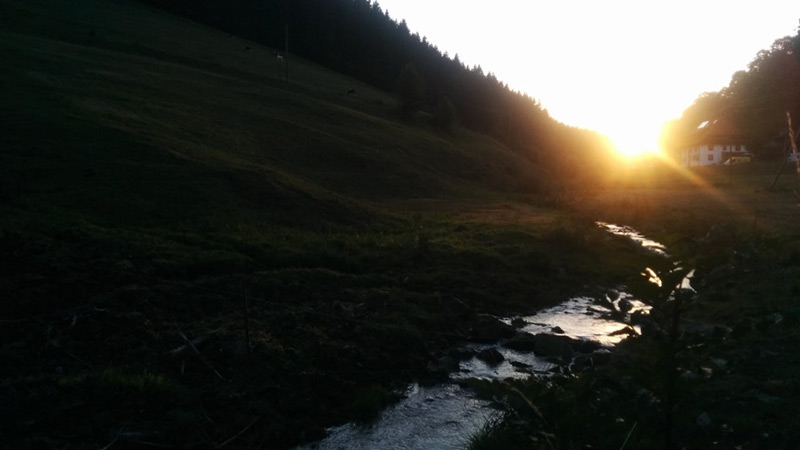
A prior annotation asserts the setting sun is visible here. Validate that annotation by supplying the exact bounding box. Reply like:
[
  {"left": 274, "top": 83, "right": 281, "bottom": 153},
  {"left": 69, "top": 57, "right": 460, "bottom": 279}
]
[
  {"left": 378, "top": 0, "right": 800, "bottom": 156},
  {"left": 608, "top": 124, "right": 663, "bottom": 158},
  {"left": 611, "top": 137, "right": 658, "bottom": 159}
]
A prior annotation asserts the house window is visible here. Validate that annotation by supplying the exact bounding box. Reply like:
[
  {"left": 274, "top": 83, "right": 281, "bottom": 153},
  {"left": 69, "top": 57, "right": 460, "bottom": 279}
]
[{"left": 708, "top": 154, "right": 714, "bottom": 161}]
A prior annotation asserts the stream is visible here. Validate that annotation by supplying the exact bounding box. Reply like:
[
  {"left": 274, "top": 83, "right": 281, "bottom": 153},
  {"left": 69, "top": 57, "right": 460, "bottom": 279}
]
[{"left": 296, "top": 223, "right": 667, "bottom": 450}]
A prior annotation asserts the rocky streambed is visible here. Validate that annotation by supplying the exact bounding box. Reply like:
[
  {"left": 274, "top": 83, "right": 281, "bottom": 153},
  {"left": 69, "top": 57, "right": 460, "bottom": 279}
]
[{"left": 296, "top": 224, "right": 665, "bottom": 450}]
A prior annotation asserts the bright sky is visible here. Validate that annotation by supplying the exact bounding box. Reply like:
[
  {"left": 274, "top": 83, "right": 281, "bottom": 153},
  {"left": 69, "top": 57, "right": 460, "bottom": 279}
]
[{"left": 377, "top": 1, "right": 800, "bottom": 156}]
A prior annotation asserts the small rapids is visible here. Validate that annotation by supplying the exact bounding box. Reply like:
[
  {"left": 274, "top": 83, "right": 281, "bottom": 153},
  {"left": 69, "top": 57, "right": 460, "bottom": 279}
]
[
  {"left": 295, "top": 384, "right": 492, "bottom": 450},
  {"left": 295, "top": 223, "right": 668, "bottom": 450},
  {"left": 455, "top": 294, "right": 648, "bottom": 381}
]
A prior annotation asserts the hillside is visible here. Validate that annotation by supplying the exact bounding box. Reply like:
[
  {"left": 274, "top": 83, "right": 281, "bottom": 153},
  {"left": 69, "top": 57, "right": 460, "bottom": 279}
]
[
  {"left": 132, "top": 0, "right": 619, "bottom": 177},
  {"left": 0, "top": 0, "right": 653, "bottom": 448},
  {"left": 1, "top": 0, "right": 548, "bottom": 227}
]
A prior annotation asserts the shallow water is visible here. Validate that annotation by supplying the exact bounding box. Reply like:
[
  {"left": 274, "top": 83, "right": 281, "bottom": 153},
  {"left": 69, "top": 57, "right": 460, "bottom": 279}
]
[
  {"left": 453, "top": 343, "right": 557, "bottom": 380},
  {"left": 295, "top": 384, "right": 494, "bottom": 450},
  {"left": 597, "top": 222, "right": 669, "bottom": 256},
  {"left": 456, "top": 294, "right": 647, "bottom": 380},
  {"left": 296, "top": 224, "right": 669, "bottom": 450},
  {"left": 298, "top": 292, "right": 648, "bottom": 450},
  {"left": 512, "top": 295, "right": 647, "bottom": 345}
]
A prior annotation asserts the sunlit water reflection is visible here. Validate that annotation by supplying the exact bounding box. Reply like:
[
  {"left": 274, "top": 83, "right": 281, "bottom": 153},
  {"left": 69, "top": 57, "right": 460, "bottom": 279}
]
[
  {"left": 296, "top": 224, "right": 669, "bottom": 450},
  {"left": 512, "top": 295, "right": 647, "bottom": 344},
  {"left": 456, "top": 294, "right": 648, "bottom": 381},
  {"left": 597, "top": 222, "right": 669, "bottom": 256},
  {"left": 295, "top": 384, "right": 494, "bottom": 450}
]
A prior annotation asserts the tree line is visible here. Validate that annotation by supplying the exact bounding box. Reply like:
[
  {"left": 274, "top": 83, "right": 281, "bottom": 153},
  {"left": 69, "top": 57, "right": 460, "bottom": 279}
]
[
  {"left": 661, "top": 27, "right": 800, "bottom": 159},
  {"left": 135, "top": 0, "right": 617, "bottom": 189}
]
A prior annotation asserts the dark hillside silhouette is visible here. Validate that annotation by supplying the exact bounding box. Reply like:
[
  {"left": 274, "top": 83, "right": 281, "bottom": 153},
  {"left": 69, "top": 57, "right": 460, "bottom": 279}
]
[{"left": 136, "top": 0, "right": 617, "bottom": 188}]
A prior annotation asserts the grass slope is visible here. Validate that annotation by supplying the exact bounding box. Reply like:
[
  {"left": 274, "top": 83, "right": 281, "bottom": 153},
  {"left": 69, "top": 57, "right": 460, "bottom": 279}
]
[
  {"left": 0, "top": 0, "right": 651, "bottom": 449},
  {"left": 1, "top": 0, "right": 541, "bottom": 221}
]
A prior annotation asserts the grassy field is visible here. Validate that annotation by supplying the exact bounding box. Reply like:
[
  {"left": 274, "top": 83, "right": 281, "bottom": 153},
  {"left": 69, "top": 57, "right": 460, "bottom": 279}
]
[{"left": 589, "top": 160, "right": 800, "bottom": 235}]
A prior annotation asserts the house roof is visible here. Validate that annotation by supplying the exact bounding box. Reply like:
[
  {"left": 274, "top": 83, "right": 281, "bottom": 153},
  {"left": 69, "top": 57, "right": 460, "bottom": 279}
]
[{"left": 687, "top": 117, "right": 746, "bottom": 147}]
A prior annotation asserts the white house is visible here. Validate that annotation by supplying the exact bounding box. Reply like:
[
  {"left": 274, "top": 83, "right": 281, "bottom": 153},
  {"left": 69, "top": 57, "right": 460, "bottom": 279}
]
[{"left": 679, "top": 118, "right": 750, "bottom": 167}]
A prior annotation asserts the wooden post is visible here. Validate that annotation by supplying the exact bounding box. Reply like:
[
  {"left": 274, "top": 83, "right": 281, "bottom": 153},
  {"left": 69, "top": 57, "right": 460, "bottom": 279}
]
[{"left": 788, "top": 112, "right": 799, "bottom": 180}]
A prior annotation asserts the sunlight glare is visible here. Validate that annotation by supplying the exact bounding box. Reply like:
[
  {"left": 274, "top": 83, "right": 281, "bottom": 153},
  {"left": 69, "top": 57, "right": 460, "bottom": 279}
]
[
  {"left": 377, "top": 0, "right": 800, "bottom": 160},
  {"left": 608, "top": 123, "right": 662, "bottom": 159}
]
